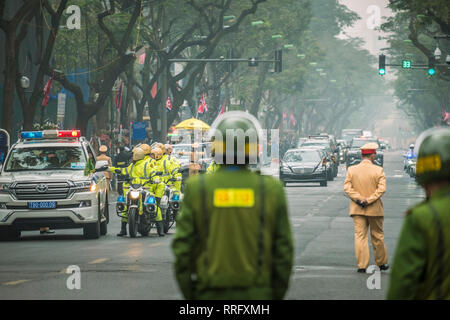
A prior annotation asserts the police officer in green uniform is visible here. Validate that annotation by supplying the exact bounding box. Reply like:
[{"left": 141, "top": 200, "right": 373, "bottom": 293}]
[
  {"left": 387, "top": 127, "right": 450, "bottom": 299},
  {"left": 172, "top": 111, "right": 293, "bottom": 300}
]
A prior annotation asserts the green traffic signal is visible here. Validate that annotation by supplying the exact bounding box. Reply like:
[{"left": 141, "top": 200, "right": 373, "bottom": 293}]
[
  {"left": 428, "top": 56, "right": 436, "bottom": 76},
  {"left": 378, "top": 54, "right": 386, "bottom": 76}
]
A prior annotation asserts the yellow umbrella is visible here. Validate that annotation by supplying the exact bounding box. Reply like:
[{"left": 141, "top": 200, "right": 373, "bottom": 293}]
[{"left": 175, "top": 118, "right": 210, "bottom": 131}]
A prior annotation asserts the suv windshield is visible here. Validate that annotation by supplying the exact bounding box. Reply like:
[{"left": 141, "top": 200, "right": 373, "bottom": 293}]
[
  {"left": 4, "top": 146, "right": 87, "bottom": 172},
  {"left": 284, "top": 150, "right": 320, "bottom": 163}
]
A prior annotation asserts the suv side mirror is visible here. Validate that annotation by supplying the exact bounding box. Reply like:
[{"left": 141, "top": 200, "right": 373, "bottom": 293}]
[{"left": 95, "top": 160, "right": 109, "bottom": 170}]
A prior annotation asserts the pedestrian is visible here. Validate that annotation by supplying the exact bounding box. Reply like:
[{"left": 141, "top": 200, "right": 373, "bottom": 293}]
[
  {"left": 172, "top": 111, "right": 294, "bottom": 300},
  {"left": 387, "top": 127, "right": 450, "bottom": 299},
  {"left": 97, "top": 145, "right": 112, "bottom": 191},
  {"left": 344, "top": 142, "right": 388, "bottom": 273}
]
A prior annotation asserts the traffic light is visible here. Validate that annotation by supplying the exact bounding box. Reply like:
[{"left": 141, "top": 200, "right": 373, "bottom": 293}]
[
  {"left": 275, "top": 49, "right": 282, "bottom": 73},
  {"left": 428, "top": 56, "right": 436, "bottom": 76},
  {"left": 378, "top": 54, "right": 386, "bottom": 75}
]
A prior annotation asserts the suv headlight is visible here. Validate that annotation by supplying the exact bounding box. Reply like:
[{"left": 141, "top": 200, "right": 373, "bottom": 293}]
[
  {"left": 281, "top": 165, "right": 291, "bottom": 173},
  {"left": 73, "top": 181, "right": 96, "bottom": 193}
]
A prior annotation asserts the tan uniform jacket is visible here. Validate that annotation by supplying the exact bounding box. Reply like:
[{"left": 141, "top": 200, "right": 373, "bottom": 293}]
[
  {"left": 344, "top": 159, "right": 386, "bottom": 217},
  {"left": 96, "top": 154, "right": 113, "bottom": 179}
]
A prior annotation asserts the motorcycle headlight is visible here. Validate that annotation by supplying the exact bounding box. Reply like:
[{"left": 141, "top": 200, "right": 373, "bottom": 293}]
[{"left": 130, "top": 190, "right": 140, "bottom": 199}]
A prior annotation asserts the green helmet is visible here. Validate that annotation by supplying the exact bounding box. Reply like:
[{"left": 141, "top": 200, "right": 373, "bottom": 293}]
[
  {"left": 415, "top": 127, "right": 450, "bottom": 186},
  {"left": 209, "top": 111, "right": 262, "bottom": 165}
]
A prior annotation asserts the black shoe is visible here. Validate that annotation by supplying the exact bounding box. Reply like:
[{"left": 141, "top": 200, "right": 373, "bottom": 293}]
[
  {"left": 117, "top": 222, "right": 127, "bottom": 237},
  {"left": 40, "top": 229, "right": 55, "bottom": 234},
  {"left": 357, "top": 268, "right": 366, "bottom": 273},
  {"left": 378, "top": 264, "right": 389, "bottom": 271}
]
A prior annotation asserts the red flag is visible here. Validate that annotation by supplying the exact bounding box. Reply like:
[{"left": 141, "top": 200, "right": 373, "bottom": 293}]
[
  {"left": 197, "top": 93, "right": 207, "bottom": 114},
  {"left": 151, "top": 82, "right": 157, "bottom": 98},
  {"left": 115, "top": 82, "right": 123, "bottom": 110},
  {"left": 289, "top": 112, "right": 297, "bottom": 127},
  {"left": 166, "top": 97, "right": 172, "bottom": 111},
  {"left": 218, "top": 101, "right": 225, "bottom": 115},
  {"left": 42, "top": 73, "right": 55, "bottom": 107},
  {"left": 282, "top": 112, "right": 287, "bottom": 120}
]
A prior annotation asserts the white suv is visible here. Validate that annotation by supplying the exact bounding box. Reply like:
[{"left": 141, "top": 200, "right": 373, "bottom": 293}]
[{"left": 0, "top": 130, "right": 109, "bottom": 240}]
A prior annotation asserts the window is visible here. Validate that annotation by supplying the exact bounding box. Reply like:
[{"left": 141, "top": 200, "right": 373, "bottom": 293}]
[{"left": 5, "top": 146, "right": 87, "bottom": 172}]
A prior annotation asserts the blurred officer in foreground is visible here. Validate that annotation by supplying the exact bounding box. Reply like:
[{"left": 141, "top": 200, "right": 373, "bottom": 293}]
[
  {"left": 387, "top": 127, "right": 450, "bottom": 300},
  {"left": 344, "top": 142, "right": 388, "bottom": 273},
  {"left": 172, "top": 111, "right": 293, "bottom": 300}
]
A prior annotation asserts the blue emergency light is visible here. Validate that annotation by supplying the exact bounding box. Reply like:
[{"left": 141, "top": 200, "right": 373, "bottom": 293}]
[
  {"left": 171, "top": 193, "right": 180, "bottom": 201},
  {"left": 145, "top": 196, "right": 156, "bottom": 205},
  {"left": 117, "top": 195, "right": 126, "bottom": 203},
  {"left": 21, "top": 131, "right": 44, "bottom": 139}
]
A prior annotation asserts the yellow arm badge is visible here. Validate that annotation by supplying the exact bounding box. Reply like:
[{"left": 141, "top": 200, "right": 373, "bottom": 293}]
[
  {"left": 214, "top": 189, "right": 255, "bottom": 208},
  {"left": 416, "top": 154, "right": 441, "bottom": 174}
]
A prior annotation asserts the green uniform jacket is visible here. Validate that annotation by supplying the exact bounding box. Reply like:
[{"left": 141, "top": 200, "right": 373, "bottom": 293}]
[
  {"left": 172, "top": 166, "right": 293, "bottom": 300},
  {"left": 387, "top": 186, "right": 450, "bottom": 299}
]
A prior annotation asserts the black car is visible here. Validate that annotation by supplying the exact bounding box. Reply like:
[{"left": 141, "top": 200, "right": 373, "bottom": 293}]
[
  {"left": 346, "top": 138, "right": 384, "bottom": 168},
  {"left": 300, "top": 139, "right": 338, "bottom": 178},
  {"left": 280, "top": 148, "right": 328, "bottom": 187}
]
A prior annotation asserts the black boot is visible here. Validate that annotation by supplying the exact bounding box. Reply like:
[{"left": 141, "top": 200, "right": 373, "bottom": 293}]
[
  {"left": 156, "top": 221, "right": 165, "bottom": 237},
  {"left": 117, "top": 222, "right": 127, "bottom": 237}
]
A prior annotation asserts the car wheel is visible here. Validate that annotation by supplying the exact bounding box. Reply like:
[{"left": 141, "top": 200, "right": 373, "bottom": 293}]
[
  {"left": 320, "top": 180, "right": 327, "bottom": 187},
  {"left": 327, "top": 171, "right": 334, "bottom": 181},
  {"left": 0, "top": 227, "right": 21, "bottom": 241},
  {"left": 99, "top": 196, "right": 108, "bottom": 236},
  {"left": 104, "top": 193, "right": 110, "bottom": 224},
  {"left": 83, "top": 220, "right": 100, "bottom": 239}
]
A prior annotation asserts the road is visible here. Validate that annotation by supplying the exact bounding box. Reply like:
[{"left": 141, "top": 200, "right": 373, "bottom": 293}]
[{"left": 0, "top": 151, "right": 424, "bottom": 300}]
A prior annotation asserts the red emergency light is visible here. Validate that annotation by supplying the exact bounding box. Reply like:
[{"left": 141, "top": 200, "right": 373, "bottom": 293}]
[{"left": 58, "top": 130, "right": 81, "bottom": 138}]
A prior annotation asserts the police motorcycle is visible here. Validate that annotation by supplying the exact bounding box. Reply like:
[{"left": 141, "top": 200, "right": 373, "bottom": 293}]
[
  {"left": 403, "top": 147, "right": 416, "bottom": 177},
  {"left": 115, "top": 171, "right": 164, "bottom": 238},
  {"left": 161, "top": 168, "right": 183, "bottom": 233}
]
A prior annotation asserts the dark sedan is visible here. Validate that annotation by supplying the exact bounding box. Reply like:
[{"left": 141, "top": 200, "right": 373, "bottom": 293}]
[
  {"left": 280, "top": 148, "right": 328, "bottom": 187},
  {"left": 346, "top": 138, "right": 384, "bottom": 168}
]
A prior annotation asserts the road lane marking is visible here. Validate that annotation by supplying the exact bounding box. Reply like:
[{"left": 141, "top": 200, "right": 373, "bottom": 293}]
[
  {"left": 149, "top": 242, "right": 163, "bottom": 248},
  {"left": 3, "top": 279, "right": 30, "bottom": 286},
  {"left": 88, "top": 258, "right": 110, "bottom": 264}
]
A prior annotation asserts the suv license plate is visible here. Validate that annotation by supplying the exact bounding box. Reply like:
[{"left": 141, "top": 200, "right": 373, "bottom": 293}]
[{"left": 28, "top": 201, "right": 57, "bottom": 209}]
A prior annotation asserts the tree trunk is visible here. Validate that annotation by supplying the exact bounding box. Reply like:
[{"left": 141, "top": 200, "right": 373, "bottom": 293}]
[{"left": 1, "top": 28, "right": 16, "bottom": 133}]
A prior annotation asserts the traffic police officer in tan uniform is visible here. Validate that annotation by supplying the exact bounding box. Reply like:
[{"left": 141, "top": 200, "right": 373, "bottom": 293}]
[
  {"left": 172, "top": 111, "right": 293, "bottom": 300},
  {"left": 387, "top": 127, "right": 450, "bottom": 299},
  {"left": 97, "top": 145, "right": 112, "bottom": 191},
  {"left": 344, "top": 142, "right": 389, "bottom": 273}
]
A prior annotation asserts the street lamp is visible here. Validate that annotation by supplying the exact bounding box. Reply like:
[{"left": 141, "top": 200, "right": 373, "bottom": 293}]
[{"left": 434, "top": 45, "right": 442, "bottom": 60}]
